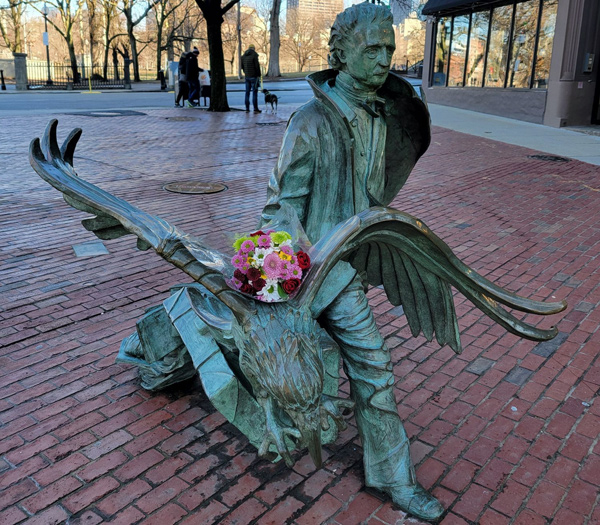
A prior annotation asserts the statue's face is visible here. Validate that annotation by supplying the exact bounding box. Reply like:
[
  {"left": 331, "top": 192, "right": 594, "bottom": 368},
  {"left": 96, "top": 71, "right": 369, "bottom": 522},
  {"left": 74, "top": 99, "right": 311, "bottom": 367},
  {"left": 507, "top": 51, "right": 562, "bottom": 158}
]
[{"left": 339, "top": 21, "right": 395, "bottom": 90}]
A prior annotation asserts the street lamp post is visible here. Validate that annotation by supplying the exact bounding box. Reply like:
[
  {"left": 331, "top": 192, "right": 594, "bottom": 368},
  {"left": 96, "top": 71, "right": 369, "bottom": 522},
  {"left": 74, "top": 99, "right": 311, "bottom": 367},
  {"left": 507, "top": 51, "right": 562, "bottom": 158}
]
[{"left": 42, "top": 3, "right": 53, "bottom": 85}]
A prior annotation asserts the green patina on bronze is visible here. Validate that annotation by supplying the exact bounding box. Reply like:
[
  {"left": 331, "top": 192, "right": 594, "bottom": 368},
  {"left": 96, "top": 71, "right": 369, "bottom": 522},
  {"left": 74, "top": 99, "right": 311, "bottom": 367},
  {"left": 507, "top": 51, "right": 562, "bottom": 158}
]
[{"left": 30, "top": 3, "right": 566, "bottom": 522}]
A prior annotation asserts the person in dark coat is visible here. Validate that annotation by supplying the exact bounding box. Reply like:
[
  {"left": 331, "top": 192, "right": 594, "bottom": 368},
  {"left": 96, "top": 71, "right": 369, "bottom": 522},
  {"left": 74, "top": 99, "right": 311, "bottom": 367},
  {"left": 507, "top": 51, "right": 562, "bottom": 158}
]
[
  {"left": 187, "top": 48, "right": 201, "bottom": 107},
  {"left": 175, "top": 51, "right": 189, "bottom": 107},
  {"left": 241, "top": 44, "right": 262, "bottom": 113}
]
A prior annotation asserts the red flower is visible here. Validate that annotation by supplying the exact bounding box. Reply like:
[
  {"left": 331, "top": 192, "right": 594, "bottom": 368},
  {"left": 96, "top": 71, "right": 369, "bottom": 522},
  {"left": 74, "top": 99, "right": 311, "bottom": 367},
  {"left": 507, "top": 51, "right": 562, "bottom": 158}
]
[
  {"left": 241, "top": 283, "right": 254, "bottom": 294},
  {"left": 282, "top": 278, "right": 301, "bottom": 294},
  {"left": 249, "top": 230, "right": 265, "bottom": 237},
  {"left": 296, "top": 251, "right": 311, "bottom": 270},
  {"left": 252, "top": 278, "right": 266, "bottom": 291},
  {"left": 234, "top": 269, "right": 246, "bottom": 281},
  {"left": 247, "top": 267, "right": 262, "bottom": 281}
]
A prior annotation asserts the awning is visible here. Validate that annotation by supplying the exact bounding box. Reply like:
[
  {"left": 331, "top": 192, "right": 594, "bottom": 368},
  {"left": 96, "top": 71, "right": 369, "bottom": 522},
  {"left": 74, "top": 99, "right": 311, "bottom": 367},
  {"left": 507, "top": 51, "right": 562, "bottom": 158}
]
[{"left": 422, "top": 0, "right": 508, "bottom": 16}]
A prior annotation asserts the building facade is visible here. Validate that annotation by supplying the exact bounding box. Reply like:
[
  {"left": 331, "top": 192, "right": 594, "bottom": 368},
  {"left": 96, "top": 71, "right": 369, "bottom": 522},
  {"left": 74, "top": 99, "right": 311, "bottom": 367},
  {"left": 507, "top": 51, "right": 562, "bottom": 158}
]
[{"left": 421, "top": 0, "right": 600, "bottom": 126}]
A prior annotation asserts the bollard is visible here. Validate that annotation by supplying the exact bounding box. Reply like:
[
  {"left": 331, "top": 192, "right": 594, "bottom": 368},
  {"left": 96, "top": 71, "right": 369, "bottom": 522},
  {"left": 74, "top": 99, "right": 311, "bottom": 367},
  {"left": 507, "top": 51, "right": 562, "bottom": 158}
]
[
  {"left": 124, "top": 59, "right": 132, "bottom": 90},
  {"left": 0, "top": 70, "right": 6, "bottom": 91}
]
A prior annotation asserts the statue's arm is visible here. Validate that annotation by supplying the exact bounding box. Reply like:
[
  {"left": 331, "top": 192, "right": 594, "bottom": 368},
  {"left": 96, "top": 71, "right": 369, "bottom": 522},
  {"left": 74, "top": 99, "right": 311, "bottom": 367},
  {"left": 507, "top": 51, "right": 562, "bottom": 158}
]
[{"left": 261, "top": 111, "right": 317, "bottom": 227}]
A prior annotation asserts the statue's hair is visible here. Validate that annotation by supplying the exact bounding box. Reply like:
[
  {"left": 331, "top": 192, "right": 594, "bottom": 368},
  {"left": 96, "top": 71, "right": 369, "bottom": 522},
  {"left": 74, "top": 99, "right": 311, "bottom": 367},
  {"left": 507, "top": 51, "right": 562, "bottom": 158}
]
[{"left": 328, "top": 2, "right": 394, "bottom": 70}]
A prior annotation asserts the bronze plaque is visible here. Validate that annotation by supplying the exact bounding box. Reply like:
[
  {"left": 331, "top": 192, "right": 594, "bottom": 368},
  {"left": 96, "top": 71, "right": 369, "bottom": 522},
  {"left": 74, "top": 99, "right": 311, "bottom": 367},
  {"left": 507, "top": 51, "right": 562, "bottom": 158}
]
[{"left": 163, "top": 181, "right": 227, "bottom": 194}]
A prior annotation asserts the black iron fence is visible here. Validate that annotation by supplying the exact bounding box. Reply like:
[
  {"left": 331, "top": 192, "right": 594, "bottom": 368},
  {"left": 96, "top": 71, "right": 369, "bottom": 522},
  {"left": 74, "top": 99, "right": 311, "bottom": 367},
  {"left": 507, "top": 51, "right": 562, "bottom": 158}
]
[{"left": 27, "top": 63, "right": 126, "bottom": 90}]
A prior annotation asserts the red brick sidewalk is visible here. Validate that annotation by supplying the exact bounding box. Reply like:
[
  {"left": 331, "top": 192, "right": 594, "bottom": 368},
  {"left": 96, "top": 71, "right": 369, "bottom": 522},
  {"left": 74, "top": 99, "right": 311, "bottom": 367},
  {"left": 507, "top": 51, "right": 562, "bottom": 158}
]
[{"left": 1, "top": 109, "right": 598, "bottom": 524}]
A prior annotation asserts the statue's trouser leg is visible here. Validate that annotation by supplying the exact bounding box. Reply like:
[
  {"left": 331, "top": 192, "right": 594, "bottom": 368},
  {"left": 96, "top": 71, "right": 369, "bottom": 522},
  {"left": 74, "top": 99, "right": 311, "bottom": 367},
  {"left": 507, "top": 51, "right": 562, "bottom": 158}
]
[{"left": 321, "top": 277, "right": 416, "bottom": 489}]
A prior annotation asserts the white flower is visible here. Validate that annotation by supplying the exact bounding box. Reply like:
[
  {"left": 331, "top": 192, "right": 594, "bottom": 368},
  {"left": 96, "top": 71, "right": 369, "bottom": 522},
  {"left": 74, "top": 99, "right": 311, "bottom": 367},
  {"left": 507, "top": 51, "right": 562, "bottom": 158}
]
[
  {"left": 253, "top": 247, "right": 272, "bottom": 266},
  {"left": 257, "top": 281, "right": 280, "bottom": 302}
]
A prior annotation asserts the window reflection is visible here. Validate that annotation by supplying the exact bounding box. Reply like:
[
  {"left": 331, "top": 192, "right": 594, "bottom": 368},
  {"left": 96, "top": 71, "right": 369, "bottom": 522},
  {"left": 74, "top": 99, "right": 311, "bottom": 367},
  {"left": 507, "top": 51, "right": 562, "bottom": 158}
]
[
  {"left": 465, "top": 11, "right": 489, "bottom": 87},
  {"left": 509, "top": 1, "right": 539, "bottom": 88},
  {"left": 486, "top": 5, "right": 513, "bottom": 88},
  {"left": 448, "top": 15, "right": 469, "bottom": 86},
  {"left": 534, "top": 0, "right": 558, "bottom": 88},
  {"left": 434, "top": 18, "right": 451, "bottom": 86}
]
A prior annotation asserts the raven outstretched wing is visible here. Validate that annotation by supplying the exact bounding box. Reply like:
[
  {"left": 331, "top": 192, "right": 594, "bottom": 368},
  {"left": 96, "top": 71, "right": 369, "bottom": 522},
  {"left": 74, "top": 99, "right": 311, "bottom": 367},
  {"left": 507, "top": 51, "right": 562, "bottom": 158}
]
[{"left": 292, "top": 208, "right": 567, "bottom": 354}]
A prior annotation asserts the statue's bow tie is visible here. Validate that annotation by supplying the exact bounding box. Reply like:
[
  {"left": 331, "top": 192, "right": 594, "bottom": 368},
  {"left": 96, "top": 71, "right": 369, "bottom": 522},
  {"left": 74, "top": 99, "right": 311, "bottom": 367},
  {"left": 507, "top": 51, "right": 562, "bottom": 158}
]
[{"left": 361, "top": 96, "right": 386, "bottom": 118}]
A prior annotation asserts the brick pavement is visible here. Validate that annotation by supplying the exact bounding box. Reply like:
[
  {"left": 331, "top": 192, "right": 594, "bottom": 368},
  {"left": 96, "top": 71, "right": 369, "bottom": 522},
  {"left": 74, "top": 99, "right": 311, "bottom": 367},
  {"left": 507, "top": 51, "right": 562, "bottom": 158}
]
[{"left": 0, "top": 107, "right": 599, "bottom": 525}]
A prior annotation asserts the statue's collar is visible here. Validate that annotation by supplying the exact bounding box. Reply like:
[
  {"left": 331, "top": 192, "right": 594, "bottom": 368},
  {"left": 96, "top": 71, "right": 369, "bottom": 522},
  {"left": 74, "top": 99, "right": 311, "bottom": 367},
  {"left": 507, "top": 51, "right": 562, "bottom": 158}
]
[{"left": 306, "top": 70, "right": 386, "bottom": 121}]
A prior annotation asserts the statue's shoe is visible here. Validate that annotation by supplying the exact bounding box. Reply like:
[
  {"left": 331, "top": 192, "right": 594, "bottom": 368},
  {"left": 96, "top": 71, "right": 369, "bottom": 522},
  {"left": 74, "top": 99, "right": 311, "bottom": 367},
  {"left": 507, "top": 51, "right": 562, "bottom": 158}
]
[{"left": 383, "top": 483, "right": 444, "bottom": 522}]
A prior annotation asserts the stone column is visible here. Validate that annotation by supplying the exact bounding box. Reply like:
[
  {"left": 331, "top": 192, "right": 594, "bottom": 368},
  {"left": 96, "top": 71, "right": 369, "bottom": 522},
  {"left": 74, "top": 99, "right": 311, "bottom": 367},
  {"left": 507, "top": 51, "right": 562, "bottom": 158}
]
[{"left": 13, "top": 53, "right": 28, "bottom": 91}]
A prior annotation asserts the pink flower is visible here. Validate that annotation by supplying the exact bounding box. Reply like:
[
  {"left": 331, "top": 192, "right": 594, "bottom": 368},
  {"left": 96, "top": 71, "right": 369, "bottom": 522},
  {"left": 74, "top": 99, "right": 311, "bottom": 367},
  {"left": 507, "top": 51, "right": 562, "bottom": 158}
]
[
  {"left": 231, "top": 254, "right": 244, "bottom": 269},
  {"left": 257, "top": 235, "right": 272, "bottom": 248},
  {"left": 231, "top": 277, "right": 243, "bottom": 289},
  {"left": 263, "top": 253, "right": 284, "bottom": 279},
  {"left": 240, "top": 240, "right": 255, "bottom": 253},
  {"left": 287, "top": 264, "right": 302, "bottom": 280},
  {"left": 280, "top": 245, "right": 293, "bottom": 256}
]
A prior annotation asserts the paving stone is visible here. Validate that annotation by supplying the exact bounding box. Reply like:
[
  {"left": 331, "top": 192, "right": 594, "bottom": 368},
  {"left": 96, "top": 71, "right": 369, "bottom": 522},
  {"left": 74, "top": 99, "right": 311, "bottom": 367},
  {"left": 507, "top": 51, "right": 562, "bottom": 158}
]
[
  {"left": 504, "top": 366, "right": 533, "bottom": 386},
  {"left": 465, "top": 357, "right": 495, "bottom": 376},
  {"left": 531, "top": 332, "right": 569, "bottom": 357}
]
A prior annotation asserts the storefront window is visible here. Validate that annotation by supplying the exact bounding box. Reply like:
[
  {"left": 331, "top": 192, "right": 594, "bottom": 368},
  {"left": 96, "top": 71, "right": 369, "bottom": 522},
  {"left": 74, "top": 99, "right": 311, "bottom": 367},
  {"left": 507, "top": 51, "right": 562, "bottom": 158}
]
[
  {"left": 430, "top": 0, "right": 557, "bottom": 91},
  {"left": 485, "top": 4, "right": 513, "bottom": 88},
  {"left": 534, "top": 0, "right": 558, "bottom": 88},
  {"left": 465, "top": 11, "right": 489, "bottom": 87},
  {"left": 508, "top": 0, "right": 539, "bottom": 88},
  {"left": 448, "top": 15, "right": 470, "bottom": 86},
  {"left": 434, "top": 17, "right": 451, "bottom": 86}
]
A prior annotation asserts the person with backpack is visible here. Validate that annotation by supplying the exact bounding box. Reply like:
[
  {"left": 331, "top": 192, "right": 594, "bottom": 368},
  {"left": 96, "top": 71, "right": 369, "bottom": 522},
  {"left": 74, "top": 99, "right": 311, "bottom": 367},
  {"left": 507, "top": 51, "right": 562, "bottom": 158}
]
[
  {"left": 241, "top": 44, "right": 262, "bottom": 113},
  {"left": 186, "top": 48, "right": 201, "bottom": 107},
  {"left": 175, "top": 51, "right": 189, "bottom": 107}
]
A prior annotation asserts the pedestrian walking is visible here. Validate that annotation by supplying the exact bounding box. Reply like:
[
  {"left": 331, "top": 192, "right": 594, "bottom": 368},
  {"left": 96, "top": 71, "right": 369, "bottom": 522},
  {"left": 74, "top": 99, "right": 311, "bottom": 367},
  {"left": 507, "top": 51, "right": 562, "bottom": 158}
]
[
  {"left": 175, "top": 51, "right": 189, "bottom": 107},
  {"left": 187, "top": 47, "right": 201, "bottom": 107},
  {"left": 241, "top": 44, "right": 261, "bottom": 113}
]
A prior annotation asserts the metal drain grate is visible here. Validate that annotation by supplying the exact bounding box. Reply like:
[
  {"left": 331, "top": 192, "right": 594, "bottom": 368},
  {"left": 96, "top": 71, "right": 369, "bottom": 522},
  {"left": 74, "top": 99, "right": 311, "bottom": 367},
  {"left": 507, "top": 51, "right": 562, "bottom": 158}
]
[
  {"left": 527, "top": 155, "right": 570, "bottom": 162},
  {"left": 163, "top": 181, "right": 227, "bottom": 194},
  {"left": 256, "top": 122, "right": 284, "bottom": 126},
  {"left": 70, "top": 110, "right": 147, "bottom": 118}
]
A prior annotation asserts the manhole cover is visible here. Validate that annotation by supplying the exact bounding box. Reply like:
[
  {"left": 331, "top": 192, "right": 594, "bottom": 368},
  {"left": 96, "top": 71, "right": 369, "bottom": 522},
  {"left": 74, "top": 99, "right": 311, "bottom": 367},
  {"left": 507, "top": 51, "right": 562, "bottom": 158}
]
[
  {"left": 166, "top": 117, "right": 198, "bottom": 122},
  {"left": 527, "top": 155, "right": 570, "bottom": 162},
  {"left": 164, "top": 181, "right": 227, "bottom": 194},
  {"left": 71, "top": 110, "right": 146, "bottom": 118}
]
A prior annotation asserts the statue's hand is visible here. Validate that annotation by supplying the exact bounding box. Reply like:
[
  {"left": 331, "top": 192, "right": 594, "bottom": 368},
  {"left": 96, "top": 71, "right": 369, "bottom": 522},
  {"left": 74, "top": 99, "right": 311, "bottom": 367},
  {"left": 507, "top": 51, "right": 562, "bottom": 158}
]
[
  {"left": 257, "top": 395, "right": 301, "bottom": 467},
  {"left": 319, "top": 394, "right": 354, "bottom": 432}
]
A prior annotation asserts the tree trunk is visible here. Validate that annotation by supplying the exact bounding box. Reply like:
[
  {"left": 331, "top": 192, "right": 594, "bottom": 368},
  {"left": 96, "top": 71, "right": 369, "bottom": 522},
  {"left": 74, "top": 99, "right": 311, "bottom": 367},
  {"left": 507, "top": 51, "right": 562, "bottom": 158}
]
[
  {"left": 205, "top": 13, "right": 229, "bottom": 112},
  {"left": 266, "top": 0, "right": 281, "bottom": 77},
  {"left": 67, "top": 40, "right": 80, "bottom": 83},
  {"left": 156, "top": 24, "right": 163, "bottom": 79},
  {"left": 125, "top": 14, "right": 140, "bottom": 81}
]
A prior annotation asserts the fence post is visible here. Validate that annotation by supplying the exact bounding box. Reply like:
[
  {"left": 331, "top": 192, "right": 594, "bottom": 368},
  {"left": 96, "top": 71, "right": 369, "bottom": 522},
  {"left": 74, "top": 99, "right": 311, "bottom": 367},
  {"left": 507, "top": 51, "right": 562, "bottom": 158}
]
[
  {"left": 13, "top": 53, "right": 28, "bottom": 91},
  {"left": 1, "top": 70, "right": 6, "bottom": 90}
]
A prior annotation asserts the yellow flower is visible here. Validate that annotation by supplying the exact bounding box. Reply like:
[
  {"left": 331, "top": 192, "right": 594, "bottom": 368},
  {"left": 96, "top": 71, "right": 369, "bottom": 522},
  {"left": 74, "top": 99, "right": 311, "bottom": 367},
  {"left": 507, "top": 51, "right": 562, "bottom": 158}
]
[
  {"left": 247, "top": 257, "right": 255, "bottom": 265},
  {"left": 278, "top": 252, "right": 292, "bottom": 261}
]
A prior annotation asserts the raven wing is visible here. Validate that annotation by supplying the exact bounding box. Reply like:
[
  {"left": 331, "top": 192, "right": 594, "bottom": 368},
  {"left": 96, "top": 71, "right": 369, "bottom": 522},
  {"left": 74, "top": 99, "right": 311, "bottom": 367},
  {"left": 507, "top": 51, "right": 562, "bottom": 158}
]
[
  {"left": 30, "top": 120, "right": 252, "bottom": 317},
  {"left": 291, "top": 207, "right": 566, "bottom": 354}
]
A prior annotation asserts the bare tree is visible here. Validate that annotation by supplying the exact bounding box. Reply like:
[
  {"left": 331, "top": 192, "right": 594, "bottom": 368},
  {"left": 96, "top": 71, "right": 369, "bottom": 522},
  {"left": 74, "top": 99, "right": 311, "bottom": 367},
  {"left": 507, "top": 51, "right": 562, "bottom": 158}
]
[
  {"left": 193, "top": 0, "right": 241, "bottom": 112},
  {"left": 281, "top": 10, "right": 325, "bottom": 73},
  {"left": 30, "top": 0, "right": 85, "bottom": 82},
  {"left": 117, "top": 0, "right": 160, "bottom": 81},
  {"left": 265, "top": 0, "right": 281, "bottom": 77},
  {"left": 152, "top": 0, "right": 185, "bottom": 77},
  {"left": 0, "top": 0, "right": 26, "bottom": 53}
]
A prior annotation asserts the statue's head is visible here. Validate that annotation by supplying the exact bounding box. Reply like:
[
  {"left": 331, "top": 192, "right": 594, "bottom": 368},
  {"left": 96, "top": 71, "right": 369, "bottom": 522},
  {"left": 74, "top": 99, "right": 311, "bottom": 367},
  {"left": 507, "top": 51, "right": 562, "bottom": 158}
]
[{"left": 328, "top": 2, "right": 395, "bottom": 90}]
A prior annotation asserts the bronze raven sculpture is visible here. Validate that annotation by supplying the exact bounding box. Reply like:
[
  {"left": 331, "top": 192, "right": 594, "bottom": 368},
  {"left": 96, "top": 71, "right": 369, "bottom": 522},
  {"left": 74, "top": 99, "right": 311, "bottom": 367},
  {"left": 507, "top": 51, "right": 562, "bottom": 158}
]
[{"left": 30, "top": 120, "right": 565, "bottom": 469}]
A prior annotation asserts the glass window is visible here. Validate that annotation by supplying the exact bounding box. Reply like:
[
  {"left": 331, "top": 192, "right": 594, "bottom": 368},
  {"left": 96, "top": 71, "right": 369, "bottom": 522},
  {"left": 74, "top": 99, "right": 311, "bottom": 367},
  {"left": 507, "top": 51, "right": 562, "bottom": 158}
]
[
  {"left": 485, "top": 4, "right": 513, "bottom": 88},
  {"left": 433, "top": 17, "right": 451, "bottom": 86},
  {"left": 534, "top": 0, "right": 558, "bottom": 88},
  {"left": 508, "top": 1, "right": 539, "bottom": 88},
  {"left": 465, "top": 10, "right": 489, "bottom": 87},
  {"left": 448, "top": 15, "right": 470, "bottom": 86}
]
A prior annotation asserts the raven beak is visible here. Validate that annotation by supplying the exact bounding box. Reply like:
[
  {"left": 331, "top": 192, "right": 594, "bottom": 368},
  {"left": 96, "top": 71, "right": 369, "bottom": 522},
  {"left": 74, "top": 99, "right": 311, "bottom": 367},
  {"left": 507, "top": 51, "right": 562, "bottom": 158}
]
[{"left": 303, "top": 427, "right": 322, "bottom": 468}]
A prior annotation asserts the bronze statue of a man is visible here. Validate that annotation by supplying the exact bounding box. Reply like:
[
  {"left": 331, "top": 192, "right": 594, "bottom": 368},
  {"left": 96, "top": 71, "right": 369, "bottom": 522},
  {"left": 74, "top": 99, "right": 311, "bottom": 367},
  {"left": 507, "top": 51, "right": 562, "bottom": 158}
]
[{"left": 261, "top": 2, "right": 442, "bottom": 520}]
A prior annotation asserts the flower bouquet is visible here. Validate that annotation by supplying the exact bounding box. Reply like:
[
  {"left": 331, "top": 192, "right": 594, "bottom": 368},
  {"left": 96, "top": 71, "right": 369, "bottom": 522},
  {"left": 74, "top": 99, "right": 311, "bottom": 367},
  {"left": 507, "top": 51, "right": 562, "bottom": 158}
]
[{"left": 229, "top": 229, "right": 311, "bottom": 302}]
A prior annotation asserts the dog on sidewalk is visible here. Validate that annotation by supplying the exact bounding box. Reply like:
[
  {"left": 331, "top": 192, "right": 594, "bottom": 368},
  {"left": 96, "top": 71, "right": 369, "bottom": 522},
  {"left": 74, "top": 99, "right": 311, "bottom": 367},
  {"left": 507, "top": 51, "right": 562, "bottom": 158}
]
[{"left": 262, "top": 89, "right": 278, "bottom": 113}]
